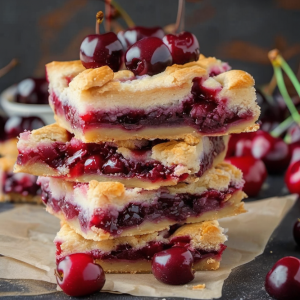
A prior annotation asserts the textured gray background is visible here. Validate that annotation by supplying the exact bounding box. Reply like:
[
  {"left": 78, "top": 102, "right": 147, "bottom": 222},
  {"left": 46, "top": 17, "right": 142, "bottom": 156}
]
[{"left": 0, "top": 0, "right": 300, "bottom": 94}]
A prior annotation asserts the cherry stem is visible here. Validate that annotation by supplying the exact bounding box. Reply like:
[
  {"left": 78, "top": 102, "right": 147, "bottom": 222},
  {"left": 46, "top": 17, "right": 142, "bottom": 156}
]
[
  {"left": 270, "top": 115, "right": 294, "bottom": 138},
  {"left": 269, "top": 49, "right": 300, "bottom": 126},
  {"left": 111, "top": 0, "right": 135, "bottom": 28},
  {"left": 95, "top": 11, "right": 104, "bottom": 35},
  {"left": 105, "top": 0, "right": 111, "bottom": 32},
  {"left": 260, "top": 75, "right": 276, "bottom": 105},
  {"left": 0, "top": 59, "right": 18, "bottom": 78},
  {"left": 54, "top": 269, "right": 63, "bottom": 281},
  {"left": 174, "top": 0, "right": 185, "bottom": 33}
]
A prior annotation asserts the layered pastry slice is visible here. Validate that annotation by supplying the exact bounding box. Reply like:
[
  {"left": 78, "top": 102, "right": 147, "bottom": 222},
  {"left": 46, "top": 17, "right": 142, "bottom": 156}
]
[
  {"left": 39, "top": 162, "right": 246, "bottom": 241},
  {"left": 0, "top": 156, "right": 41, "bottom": 203},
  {"left": 46, "top": 58, "right": 260, "bottom": 143},
  {"left": 55, "top": 220, "right": 227, "bottom": 273},
  {"left": 15, "top": 124, "right": 228, "bottom": 189}
]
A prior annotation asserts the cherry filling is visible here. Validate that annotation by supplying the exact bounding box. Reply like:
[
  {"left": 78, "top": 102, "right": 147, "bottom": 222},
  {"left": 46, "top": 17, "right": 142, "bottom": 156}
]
[
  {"left": 50, "top": 75, "right": 253, "bottom": 134},
  {"left": 56, "top": 236, "right": 226, "bottom": 264},
  {"left": 42, "top": 183, "right": 238, "bottom": 235},
  {"left": 17, "top": 136, "right": 225, "bottom": 183},
  {"left": 2, "top": 172, "right": 41, "bottom": 196}
]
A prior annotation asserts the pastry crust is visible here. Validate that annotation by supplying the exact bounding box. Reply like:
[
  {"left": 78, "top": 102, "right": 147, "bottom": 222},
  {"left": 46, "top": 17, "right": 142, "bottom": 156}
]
[
  {"left": 40, "top": 162, "right": 243, "bottom": 208},
  {"left": 57, "top": 220, "right": 226, "bottom": 255},
  {"left": 15, "top": 124, "right": 228, "bottom": 189},
  {"left": 50, "top": 189, "right": 246, "bottom": 241},
  {"left": 39, "top": 162, "right": 246, "bottom": 241},
  {"left": 55, "top": 114, "right": 259, "bottom": 143},
  {"left": 55, "top": 220, "right": 226, "bottom": 273}
]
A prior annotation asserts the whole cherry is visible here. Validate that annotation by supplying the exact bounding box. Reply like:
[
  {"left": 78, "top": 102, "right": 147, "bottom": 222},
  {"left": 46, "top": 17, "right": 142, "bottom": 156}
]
[
  {"left": 117, "top": 26, "right": 165, "bottom": 49},
  {"left": 80, "top": 11, "right": 123, "bottom": 71},
  {"left": 125, "top": 37, "right": 173, "bottom": 76},
  {"left": 4, "top": 116, "right": 45, "bottom": 140},
  {"left": 265, "top": 256, "right": 300, "bottom": 300},
  {"left": 293, "top": 219, "right": 300, "bottom": 247},
  {"left": 162, "top": 31, "right": 200, "bottom": 65},
  {"left": 151, "top": 247, "right": 195, "bottom": 285},
  {"left": 225, "top": 156, "right": 267, "bottom": 197},
  {"left": 227, "top": 132, "right": 256, "bottom": 158},
  {"left": 289, "top": 141, "right": 300, "bottom": 164},
  {"left": 285, "top": 160, "right": 300, "bottom": 195},
  {"left": 56, "top": 253, "right": 105, "bottom": 297},
  {"left": 251, "top": 131, "right": 291, "bottom": 174},
  {"left": 15, "top": 77, "right": 49, "bottom": 105}
]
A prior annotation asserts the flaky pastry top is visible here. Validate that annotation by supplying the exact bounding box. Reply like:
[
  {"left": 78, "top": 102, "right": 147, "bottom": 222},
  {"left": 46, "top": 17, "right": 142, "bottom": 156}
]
[{"left": 46, "top": 56, "right": 259, "bottom": 117}]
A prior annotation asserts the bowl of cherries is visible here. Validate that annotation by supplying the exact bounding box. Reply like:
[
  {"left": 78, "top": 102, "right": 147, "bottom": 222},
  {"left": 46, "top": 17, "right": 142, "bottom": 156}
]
[{"left": 0, "top": 77, "right": 54, "bottom": 125}]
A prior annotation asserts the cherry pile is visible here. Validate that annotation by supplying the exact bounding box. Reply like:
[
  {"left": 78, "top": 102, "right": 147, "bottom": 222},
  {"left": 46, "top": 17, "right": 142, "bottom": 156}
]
[
  {"left": 80, "top": 12, "right": 200, "bottom": 76},
  {"left": 225, "top": 125, "right": 300, "bottom": 197}
]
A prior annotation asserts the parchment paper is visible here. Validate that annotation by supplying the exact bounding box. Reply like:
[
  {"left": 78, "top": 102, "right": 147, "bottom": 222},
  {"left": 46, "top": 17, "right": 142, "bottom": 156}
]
[{"left": 0, "top": 195, "right": 297, "bottom": 299}]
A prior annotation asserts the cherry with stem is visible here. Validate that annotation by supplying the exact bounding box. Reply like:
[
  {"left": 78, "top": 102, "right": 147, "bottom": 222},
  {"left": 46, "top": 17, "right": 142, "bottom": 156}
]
[{"left": 80, "top": 11, "right": 123, "bottom": 71}]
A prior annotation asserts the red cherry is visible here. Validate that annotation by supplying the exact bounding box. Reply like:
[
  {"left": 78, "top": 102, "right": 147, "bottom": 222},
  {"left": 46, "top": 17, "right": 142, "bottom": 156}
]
[
  {"left": 56, "top": 253, "right": 105, "bottom": 297},
  {"left": 151, "top": 247, "right": 194, "bottom": 285},
  {"left": 15, "top": 77, "right": 49, "bottom": 105},
  {"left": 227, "top": 132, "right": 256, "bottom": 158},
  {"left": 125, "top": 37, "right": 173, "bottom": 76},
  {"left": 265, "top": 256, "right": 300, "bottom": 300},
  {"left": 289, "top": 141, "right": 300, "bottom": 164},
  {"left": 293, "top": 219, "right": 300, "bottom": 246},
  {"left": 84, "top": 155, "right": 104, "bottom": 172},
  {"left": 162, "top": 31, "right": 200, "bottom": 65},
  {"left": 285, "top": 160, "right": 300, "bottom": 195},
  {"left": 117, "top": 26, "right": 165, "bottom": 49},
  {"left": 251, "top": 131, "right": 291, "bottom": 174},
  {"left": 225, "top": 156, "right": 267, "bottom": 197},
  {"left": 80, "top": 32, "right": 123, "bottom": 71},
  {"left": 4, "top": 116, "right": 45, "bottom": 140},
  {"left": 102, "top": 155, "right": 126, "bottom": 174}
]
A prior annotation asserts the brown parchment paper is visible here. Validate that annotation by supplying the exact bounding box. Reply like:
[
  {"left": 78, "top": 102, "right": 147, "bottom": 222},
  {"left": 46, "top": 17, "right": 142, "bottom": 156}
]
[{"left": 0, "top": 195, "right": 297, "bottom": 299}]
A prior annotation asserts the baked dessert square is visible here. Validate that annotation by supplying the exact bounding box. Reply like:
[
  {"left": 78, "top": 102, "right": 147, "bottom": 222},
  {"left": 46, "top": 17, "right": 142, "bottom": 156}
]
[
  {"left": 46, "top": 56, "right": 260, "bottom": 143},
  {"left": 39, "top": 162, "right": 246, "bottom": 241},
  {"left": 0, "top": 156, "right": 41, "bottom": 203},
  {"left": 15, "top": 124, "right": 228, "bottom": 189},
  {"left": 55, "top": 220, "right": 227, "bottom": 273}
]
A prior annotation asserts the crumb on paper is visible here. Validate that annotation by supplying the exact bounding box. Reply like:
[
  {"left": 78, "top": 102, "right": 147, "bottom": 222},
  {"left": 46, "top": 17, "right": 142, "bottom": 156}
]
[{"left": 192, "top": 284, "right": 206, "bottom": 290}]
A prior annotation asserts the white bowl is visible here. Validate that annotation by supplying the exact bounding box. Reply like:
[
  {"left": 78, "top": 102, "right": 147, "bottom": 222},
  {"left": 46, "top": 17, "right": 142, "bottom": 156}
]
[{"left": 0, "top": 85, "right": 55, "bottom": 125}]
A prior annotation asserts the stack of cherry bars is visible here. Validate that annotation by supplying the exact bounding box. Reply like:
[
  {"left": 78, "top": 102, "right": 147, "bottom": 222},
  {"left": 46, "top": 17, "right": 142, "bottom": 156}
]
[{"left": 14, "top": 40, "right": 260, "bottom": 281}]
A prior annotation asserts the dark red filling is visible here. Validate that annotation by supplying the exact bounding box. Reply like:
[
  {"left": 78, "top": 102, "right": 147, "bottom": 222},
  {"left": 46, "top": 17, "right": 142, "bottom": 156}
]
[
  {"left": 56, "top": 236, "right": 226, "bottom": 263},
  {"left": 50, "top": 76, "right": 253, "bottom": 134},
  {"left": 17, "top": 136, "right": 225, "bottom": 183},
  {"left": 41, "top": 182, "right": 238, "bottom": 235},
  {"left": 2, "top": 172, "right": 41, "bottom": 197}
]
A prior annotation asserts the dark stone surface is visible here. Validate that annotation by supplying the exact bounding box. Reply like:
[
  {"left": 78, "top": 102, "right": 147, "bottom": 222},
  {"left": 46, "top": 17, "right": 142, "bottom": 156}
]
[{"left": 0, "top": 174, "right": 299, "bottom": 300}]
